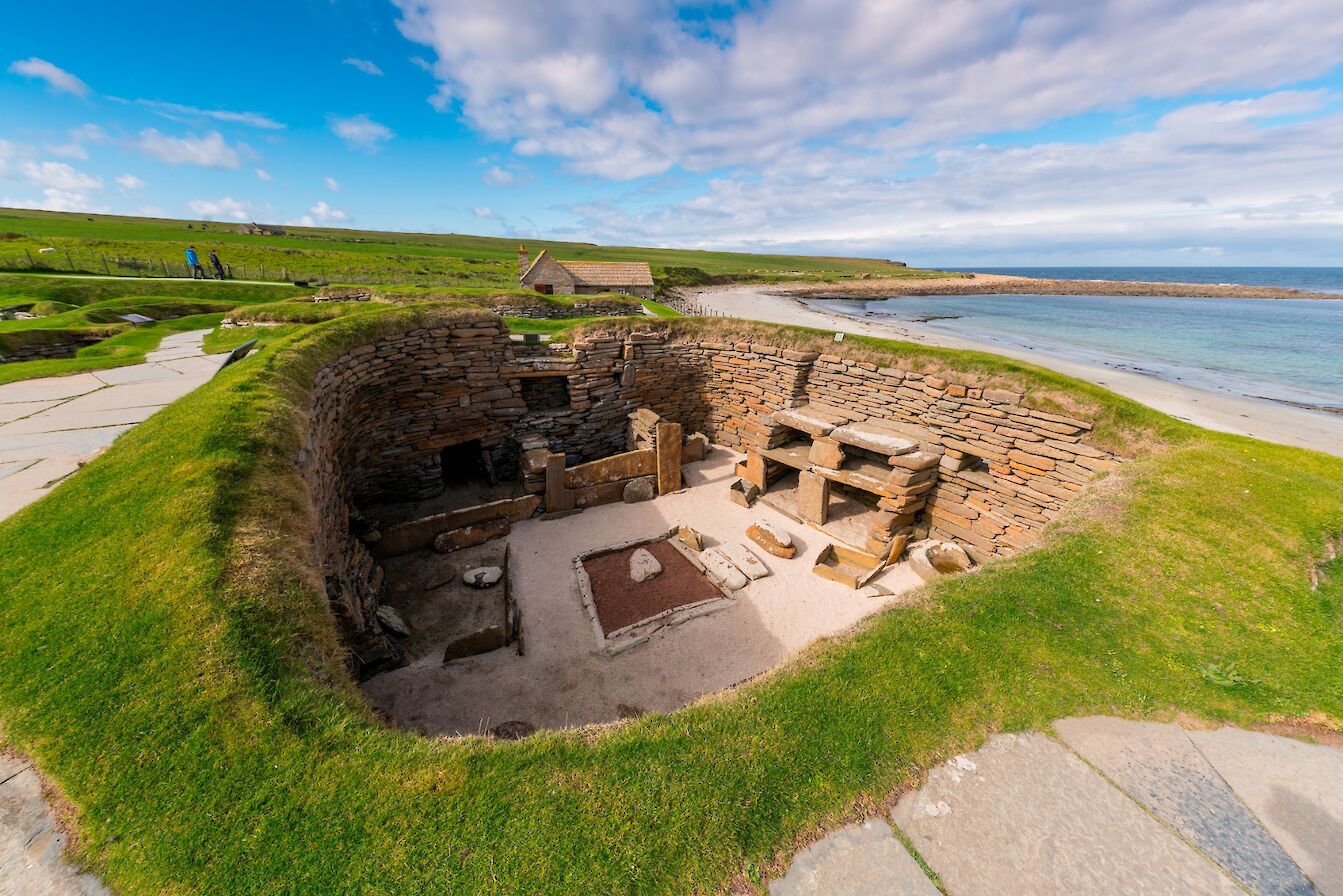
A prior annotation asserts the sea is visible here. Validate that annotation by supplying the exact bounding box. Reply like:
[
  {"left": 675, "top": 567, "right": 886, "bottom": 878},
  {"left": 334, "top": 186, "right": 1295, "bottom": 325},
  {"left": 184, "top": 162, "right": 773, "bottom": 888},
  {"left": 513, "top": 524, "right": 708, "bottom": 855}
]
[
  {"left": 823, "top": 268, "right": 1343, "bottom": 412},
  {"left": 964, "top": 266, "right": 1343, "bottom": 294}
]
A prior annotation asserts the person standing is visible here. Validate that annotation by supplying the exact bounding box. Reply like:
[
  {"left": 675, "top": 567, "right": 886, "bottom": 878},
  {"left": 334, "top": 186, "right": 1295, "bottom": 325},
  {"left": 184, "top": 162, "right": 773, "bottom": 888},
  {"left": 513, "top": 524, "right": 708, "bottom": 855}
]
[
  {"left": 185, "top": 245, "right": 205, "bottom": 279},
  {"left": 209, "top": 249, "right": 226, "bottom": 280}
]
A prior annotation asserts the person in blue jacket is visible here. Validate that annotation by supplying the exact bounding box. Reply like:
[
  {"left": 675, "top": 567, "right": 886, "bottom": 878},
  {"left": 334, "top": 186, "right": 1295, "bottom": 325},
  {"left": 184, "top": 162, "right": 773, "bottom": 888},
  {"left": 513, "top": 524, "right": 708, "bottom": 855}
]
[{"left": 185, "top": 245, "right": 205, "bottom": 279}]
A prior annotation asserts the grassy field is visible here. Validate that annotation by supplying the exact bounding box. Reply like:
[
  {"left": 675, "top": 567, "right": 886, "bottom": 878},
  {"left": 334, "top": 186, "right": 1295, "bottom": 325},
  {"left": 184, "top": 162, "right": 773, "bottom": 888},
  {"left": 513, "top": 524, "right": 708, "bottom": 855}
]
[
  {"left": 0, "top": 306, "right": 1340, "bottom": 894},
  {"left": 0, "top": 207, "right": 946, "bottom": 286}
]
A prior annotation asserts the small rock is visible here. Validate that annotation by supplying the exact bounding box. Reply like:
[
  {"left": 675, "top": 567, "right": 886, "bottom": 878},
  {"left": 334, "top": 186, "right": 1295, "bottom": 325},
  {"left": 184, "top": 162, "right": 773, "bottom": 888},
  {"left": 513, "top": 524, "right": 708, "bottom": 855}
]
[
  {"left": 463, "top": 566, "right": 504, "bottom": 588},
  {"left": 623, "top": 476, "right": 656, "bottom": 503},
  {"left": 728, "top": 477, "right": 760, "bottom": 508},
  {"left": 927, "top": 542, "right": 972, "bottom": 574},
  {"left": 860, "top": 583, "right": 894, "bottom": 599},
  {"left": 375, "top": 605, "right": 410, "bottom": 636},
  {"left": 491, "top": 720, "right": 536, "bottom": 740},
  {"left": 747, "top": 520, "right": 796, "bottom": 558},
  {"left": 722, "top": 542, "right": 770, "bottom": 580},
  {"left": 629, "top": 547, "right": 663, "bottom": 583},
  {"left": 677, "top": 525, "right": 703, "bottom": 551},
  {"left": 701, "top": 547, "right": 749, "bottom": 590}
]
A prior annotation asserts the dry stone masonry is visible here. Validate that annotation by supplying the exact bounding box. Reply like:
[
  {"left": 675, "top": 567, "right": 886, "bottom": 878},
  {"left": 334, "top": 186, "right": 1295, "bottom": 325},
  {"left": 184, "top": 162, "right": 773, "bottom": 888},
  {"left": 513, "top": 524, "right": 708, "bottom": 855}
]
[{"left": 298, "top": 315, "right": 1118, "bottom": 676}]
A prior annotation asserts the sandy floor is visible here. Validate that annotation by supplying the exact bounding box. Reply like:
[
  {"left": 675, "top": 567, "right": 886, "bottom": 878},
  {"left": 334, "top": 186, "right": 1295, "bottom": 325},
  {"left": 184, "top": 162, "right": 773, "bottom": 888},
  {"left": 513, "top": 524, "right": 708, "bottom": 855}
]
[
  {"left": 694, "top": 286, "right": 1343, "bottom": 458},
  {"left": 361, "top": 448, "right": 924, "bottom": 736}
]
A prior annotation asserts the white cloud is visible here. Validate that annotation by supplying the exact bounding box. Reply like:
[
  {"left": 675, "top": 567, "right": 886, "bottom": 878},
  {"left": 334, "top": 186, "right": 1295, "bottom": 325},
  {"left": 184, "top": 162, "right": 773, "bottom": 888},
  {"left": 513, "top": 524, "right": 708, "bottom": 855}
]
[
  {"left": 4, "top": 189, "right": 108, "bottom": 213},
  {"left": 255, "top": 168, "right": 273, "bottom": 181},
  {"left": 393, "top": 0, "right": 1343, "bottom": 180},
  {"left": 115, "top": 173, "right": 146, "bottom": 195},
  {"left": 329, "top": 114, "right": 394, "bottom": 151},
  {"left": 21, "top": 160, "right": 102, "bottom": 191},
  {"left": 343, "top": 58, "right": 384, "bottom": 76},
  {"left": 472, "top": 206, "right": 496, "bottom": 218},
  {"left": 137, "top": 129, "right": 241, "bottom": 169},
  {"left": 409, "top": 56, "right": 433, "bottom": 73},
  {"left": 482, "top": 165, "right": 514, "bottom": 186},
  {"left": 134, "top": 99, "right": 285, "bottom": 129},
  {"left": 565, "top": 96, "right": 1343, "bottom": 264},
  {"left": 288, "top": 200, "right": 350, "bottom": 226},
  {"left": 70, "top": 124, "right": 106, "bottom": 143},
  {"left": 188, "top": 197, "right": 254, "bottom": 221},
  {"left": 310, "top": 200, "right": 348, "bottom": 222},
  {"left": 46, "top": 142, "right": 88, "bottom": 160},
  {"left": 324, "top": 176, "right": 340, "bottom": 191},
  {"left": 8, "top": 58, "right": 89, "bottom": 97}
]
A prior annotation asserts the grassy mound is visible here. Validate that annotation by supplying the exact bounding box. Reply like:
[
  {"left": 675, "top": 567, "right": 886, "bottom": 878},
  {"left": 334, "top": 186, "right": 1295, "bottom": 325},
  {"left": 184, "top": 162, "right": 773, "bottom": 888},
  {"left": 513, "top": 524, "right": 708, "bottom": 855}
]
[{"left": 0, "top": 308, "right": 1340, "bottom": 894}]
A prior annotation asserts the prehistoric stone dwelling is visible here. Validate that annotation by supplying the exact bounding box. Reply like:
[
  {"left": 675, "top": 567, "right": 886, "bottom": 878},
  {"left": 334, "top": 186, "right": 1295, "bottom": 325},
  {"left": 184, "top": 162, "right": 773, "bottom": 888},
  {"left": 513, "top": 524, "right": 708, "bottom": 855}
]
[
  {"left": 299, "top": 312, "right": 1118, "bottom": 698},
  {"left": 518, "top": 246, "right": 654, "bottom": 299}
]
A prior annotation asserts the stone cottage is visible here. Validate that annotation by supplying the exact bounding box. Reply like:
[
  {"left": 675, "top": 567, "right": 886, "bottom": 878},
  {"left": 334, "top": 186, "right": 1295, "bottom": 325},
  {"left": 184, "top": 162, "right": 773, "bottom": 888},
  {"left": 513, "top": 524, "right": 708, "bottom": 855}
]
[{"left": 518, "top": 246, "right": 654, "bottom": 299}]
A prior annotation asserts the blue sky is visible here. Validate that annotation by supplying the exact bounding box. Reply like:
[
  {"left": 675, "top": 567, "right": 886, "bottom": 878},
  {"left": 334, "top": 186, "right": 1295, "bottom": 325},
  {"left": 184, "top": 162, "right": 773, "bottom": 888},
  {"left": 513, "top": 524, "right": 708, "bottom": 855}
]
[{"left": 4, "top": 0, "right": 1343, "bottom": 266}]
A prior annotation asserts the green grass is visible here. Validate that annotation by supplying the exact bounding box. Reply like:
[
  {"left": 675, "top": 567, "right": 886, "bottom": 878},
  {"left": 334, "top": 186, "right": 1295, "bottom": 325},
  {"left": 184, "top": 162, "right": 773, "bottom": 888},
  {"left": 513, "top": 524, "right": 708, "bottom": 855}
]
[
  {"left": 0, "top": 307, "right": 1340, "bottom": 894},
  {"left": 0, "top": 272, "right": 299, "bottom": 307},
  {"left": 0, "top": 314, "right": 227, "bottom": 385},
  {"left": 642, "top": 299, "right": 683, "bottom": 317},
  {"left": 0, "top": 208, "right": 950, "bottom": 287}
]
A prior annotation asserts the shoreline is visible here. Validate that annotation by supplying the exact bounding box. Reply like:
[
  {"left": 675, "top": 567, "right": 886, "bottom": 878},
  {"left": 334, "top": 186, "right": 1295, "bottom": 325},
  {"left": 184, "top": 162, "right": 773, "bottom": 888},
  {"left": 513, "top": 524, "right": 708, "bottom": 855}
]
[
  {"left": 690, "top": 284, "right": 1343, "bottom": 458},
  {"left": 756, "top": 272, "right": 1340, "bottom": 300}
]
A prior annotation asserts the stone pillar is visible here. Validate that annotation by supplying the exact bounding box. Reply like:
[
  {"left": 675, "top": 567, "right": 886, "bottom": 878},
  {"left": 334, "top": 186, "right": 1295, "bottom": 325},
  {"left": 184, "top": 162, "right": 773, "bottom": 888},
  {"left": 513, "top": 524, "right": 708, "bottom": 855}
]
[
  {"left": 518, "top": 245, "right": 530, "bottom": 279},
  {"left": 545, "top": 452, "right": 573, "bottom": 512},
  {"left": 798, "top": 470, "right": 829, "bottom": 526},
  {"left": 655, "top": 421, "right": 683, "bottom": 495}
]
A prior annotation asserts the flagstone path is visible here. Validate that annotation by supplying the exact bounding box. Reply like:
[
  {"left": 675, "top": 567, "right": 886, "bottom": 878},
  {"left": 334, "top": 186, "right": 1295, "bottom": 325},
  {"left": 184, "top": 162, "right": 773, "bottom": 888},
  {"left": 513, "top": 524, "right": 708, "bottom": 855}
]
[
  {"left": 771, "top": 717, "right": 1342, "bottom": 895},
  {"left": 0, "top": 329, "right": 224, "bottom": 521}
]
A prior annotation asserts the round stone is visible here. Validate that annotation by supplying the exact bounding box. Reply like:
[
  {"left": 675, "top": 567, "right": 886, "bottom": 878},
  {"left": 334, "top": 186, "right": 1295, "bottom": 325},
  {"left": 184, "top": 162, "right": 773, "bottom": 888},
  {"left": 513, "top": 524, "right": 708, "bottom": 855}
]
[{"left": 463, "top": 566, "right": 504, "bottom": 588}]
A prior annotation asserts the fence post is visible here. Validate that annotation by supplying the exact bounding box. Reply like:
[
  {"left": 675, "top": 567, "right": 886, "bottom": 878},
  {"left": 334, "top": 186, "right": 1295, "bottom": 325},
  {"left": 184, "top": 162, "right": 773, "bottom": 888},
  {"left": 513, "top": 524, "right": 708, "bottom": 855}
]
[
  {"left": 161, "top": 259, "right": 169, "bottom": 277},
  {"left": 65, "top": 250, "right": 75, "bottom": 271},
  {"left": 101, "top": 254, "right": 110, "bottom": 275},
  {"left": 259, "top": 264, "right": 265, "bottom": 280},
  {"left": 24, "top": 249, "right": 35, "bottom": 268}
]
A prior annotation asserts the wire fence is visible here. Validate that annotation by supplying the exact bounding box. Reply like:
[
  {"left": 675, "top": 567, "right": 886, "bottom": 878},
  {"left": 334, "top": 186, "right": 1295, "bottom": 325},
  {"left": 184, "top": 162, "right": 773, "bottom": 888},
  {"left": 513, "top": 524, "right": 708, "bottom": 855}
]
[
  {"left": 0, "top": 249, "right": 476, "bottom": 286},
  {"left": 659, "top": 290, "right": 726, "bottom": 316}
]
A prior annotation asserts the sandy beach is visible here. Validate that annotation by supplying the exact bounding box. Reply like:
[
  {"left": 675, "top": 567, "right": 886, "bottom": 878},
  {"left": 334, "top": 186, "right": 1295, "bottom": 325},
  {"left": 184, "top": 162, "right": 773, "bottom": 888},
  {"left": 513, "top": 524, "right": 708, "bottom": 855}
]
[{"left": 692, "top": 285, "right": 1343, "bottom": 458}]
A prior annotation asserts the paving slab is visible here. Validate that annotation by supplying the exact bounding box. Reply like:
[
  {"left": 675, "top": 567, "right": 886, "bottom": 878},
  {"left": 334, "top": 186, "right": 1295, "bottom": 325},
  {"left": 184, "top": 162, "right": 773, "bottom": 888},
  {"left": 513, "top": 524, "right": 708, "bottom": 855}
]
[
  {"left": 1056, "top": 716, "right": 1317, "bottom": 896},
  {"left": 0, "top": 374, "right": 103, "bottom": 405},
  {"left": 0, "top": 753, "right": 110, "bottom": 895},
  {"left": 155, "top": 355, "right": 222, "bottom": 377},
  {"left": 0, "top": 426, "right": 131, "bottom": 463},
  {"left": 1190, "top": 727, "right": 1343, "bottom": 895},
  {"left": 0, "top": 400, "right": 61, "bottom": 424},
  {"left": 769, "top": 820, "right": 939, "bottom": 896},
  {"left": 891, "top": 731, "right": 1244, "bottom": 896},
  {"left": 91, "top": 362, "right": 181, "bottom": 386},
  {"left": 0, "top": 458, "right": 37, "bottom": 481},
  {"left": 51, "top": 379, "right": 200, "bottom": 414},
  {"left": 0, "top": 404, "right": 161, "bottom": 436}
]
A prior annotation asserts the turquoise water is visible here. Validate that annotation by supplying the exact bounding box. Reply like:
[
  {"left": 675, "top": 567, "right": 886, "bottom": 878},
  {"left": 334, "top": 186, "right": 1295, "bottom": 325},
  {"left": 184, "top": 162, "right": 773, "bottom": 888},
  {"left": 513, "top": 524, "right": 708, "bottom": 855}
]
[
  {"left": 827, "top": 294, "right": 1343, "bottom": 411},
  {"left": 966, "top": 267, "right": 1343, "bottom": 293}
]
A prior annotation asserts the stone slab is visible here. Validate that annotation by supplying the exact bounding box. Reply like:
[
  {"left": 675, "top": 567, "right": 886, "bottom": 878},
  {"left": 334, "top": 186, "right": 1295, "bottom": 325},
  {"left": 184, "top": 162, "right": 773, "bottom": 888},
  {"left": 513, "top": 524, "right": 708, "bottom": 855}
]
[
  {"left": 0, "top": 400, "right": 61, "bottom": 424},
  {"left": 1189, "top": 727, "right": 1343, "bottom": 895},
  {"left": 830, "top": 421, "right": 918, "bottom": 456},
  {"left": 0, "top": 458, "right": 37, "bottom": 481},
  {"left": 91, "top": 363, "right": 180, "bottom": 386},
  {"left": 891, "top": 731, "right": 1244, "bottom": 896},
  {"left": 0, "top": 426, "right": 130, "bottom": 463},
  {"left": 0, "top": 404, "right": 161, "bottom": 436},
  {"left": 0, "top": 753, "right": 110, "bottom": 895},
  {"left": 55, "top": 379, "right": 200, "bottom": 413},
  {"left": 155, "top": 355, "right": 224, "bottom": 377},
  {"left": 773, "top": 404, "right": 855, "bottom": 437},
  {"left": 769, "top": 820, "right": 939, "bottom": 896},
  {"left": 1056, "top": 716, "right": 1317, "bottom": 896},
  {"left": 0, "top": 373, "right": 103, "bottom": 404}
]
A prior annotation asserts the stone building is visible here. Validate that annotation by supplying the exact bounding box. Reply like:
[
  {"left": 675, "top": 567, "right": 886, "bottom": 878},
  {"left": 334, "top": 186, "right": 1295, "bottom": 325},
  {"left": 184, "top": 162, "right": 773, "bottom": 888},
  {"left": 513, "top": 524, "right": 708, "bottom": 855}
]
[{"left": 518, "top": 246, "right": 654, "bottom": 299}]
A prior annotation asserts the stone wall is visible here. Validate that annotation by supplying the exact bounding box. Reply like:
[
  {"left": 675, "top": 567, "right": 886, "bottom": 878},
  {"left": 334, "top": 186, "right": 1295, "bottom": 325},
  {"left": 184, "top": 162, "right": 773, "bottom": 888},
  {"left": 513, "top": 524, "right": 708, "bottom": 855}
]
[
  {"left": 0, "top": 332, "right": 106, "bottom": 363},
  {"left": 299, "top": 317, "right": 1117, "bottom": 673},
  {"left": 489, "top": 298, "right": 640, "bottom": 319}
]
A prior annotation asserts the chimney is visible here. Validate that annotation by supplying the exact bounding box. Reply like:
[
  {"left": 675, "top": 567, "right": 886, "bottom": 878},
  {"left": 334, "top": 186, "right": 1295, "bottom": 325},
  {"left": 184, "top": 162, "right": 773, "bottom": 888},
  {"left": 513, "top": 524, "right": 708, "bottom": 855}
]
[{"left": 518, "top": 244, "right": 529, "bottom": 279}]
